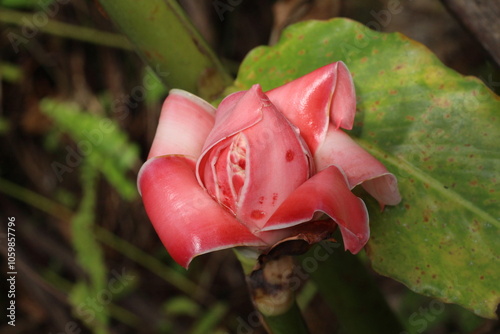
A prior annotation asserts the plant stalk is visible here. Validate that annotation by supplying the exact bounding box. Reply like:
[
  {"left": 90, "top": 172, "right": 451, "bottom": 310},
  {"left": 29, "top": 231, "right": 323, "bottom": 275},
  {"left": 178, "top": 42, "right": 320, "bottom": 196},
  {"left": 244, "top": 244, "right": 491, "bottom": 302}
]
[
  {"left": 262, "top": 301, "right": 310, "bottom": 334},
  {"left": 298, "top": 236, "right": 405, "bottom": 333},
  {"left": 237, "top": 250, "right": 310, "bottom": 334},
  {"left": 97, "top": 0, "right": 233, "bottom": 100}
]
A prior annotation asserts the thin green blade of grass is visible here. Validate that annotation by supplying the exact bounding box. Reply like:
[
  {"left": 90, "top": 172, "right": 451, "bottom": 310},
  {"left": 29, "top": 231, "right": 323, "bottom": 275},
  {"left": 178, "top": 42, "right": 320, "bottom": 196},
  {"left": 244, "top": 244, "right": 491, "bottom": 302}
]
[
  {"left": 68, "top": 161, "right": 109, "bottom": 334},
  {"left": 190, "top": 302, "right": 228, "bottom": 334},
  {"left": 0, "top": 8, "right": 132, "bottom": 49}
]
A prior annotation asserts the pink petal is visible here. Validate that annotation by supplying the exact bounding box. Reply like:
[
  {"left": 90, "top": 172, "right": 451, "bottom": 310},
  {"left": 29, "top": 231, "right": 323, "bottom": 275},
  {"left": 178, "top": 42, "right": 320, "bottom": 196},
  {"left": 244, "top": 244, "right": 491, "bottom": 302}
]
[
  {"left": 200, "top": 90, "right": 259, "bottom": 155},
  {"left": 314, "top": 125, "right": 401, "bottom": 206},
  {"left": 329, "top": 61, "right": 357, "bottom": 130},
  {"left": 138, "top": 155, "right": 266, "bottom": 268},
  {"left": 148, "top": 89, "right": 216, "bottom": 160},
  {"left": 262, "top": 165, "right": 369, "bottom": 254},
  {"left": 266, "top": 62, "right": 356, "bottom": 153},
  {"left": 196, "top": 88, "right": 261, "bottom": 195},
  {"left": 198, "top": 85, "right": 311, "bottom": 232}
]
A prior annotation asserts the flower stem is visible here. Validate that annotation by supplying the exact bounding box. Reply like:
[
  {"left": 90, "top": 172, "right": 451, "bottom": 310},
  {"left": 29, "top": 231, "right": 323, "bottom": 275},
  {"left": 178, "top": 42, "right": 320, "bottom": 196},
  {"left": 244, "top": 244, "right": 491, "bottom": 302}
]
[
  {"left": 299, "top": 238, "right": 405, "bottom": 333},
  {"left": 97, "top": 0, "right": 233, "bottom": 100},
  {"left": 236, "top": 251, "right": 310, "bottom": 334},
  {"left": 262, "top": 301, "right": 310, "bottom": 334}
]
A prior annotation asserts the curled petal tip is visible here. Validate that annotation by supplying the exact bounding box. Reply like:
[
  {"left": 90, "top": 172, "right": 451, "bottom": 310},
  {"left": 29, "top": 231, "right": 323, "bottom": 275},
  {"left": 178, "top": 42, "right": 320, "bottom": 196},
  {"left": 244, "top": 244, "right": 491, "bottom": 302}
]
[
  {"left": 362, "top": 173, "right": 402, "bottom": 207},
  {"left": 266, "top": 62, "right": 357, "bottom": 152},
  {"left": 315, "top": 126, "right": 401, "bottom": 207},
  {"left": 330, "top": 61, "right": 357, "bottom": 131}
]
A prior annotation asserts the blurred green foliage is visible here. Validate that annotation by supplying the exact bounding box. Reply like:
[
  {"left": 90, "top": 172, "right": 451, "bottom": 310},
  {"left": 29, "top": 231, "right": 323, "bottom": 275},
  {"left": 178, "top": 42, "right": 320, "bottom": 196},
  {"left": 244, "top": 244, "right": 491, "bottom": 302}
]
[
  {"left": 0, "top": 62, "right": 22, "bottom": 82},
  {"left": 0, "top": 0, "right": 51, "bottom": 9},
  {"left": 69, "top": 162, "right": 109, "bottom": 334},
  {"left": 40, "top": 99, "right": 140, "bottom": 200}
]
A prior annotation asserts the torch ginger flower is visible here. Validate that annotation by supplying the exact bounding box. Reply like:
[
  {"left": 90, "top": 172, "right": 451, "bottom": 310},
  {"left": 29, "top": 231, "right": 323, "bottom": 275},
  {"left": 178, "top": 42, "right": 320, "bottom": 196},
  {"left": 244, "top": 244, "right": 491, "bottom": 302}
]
[{"left": 138, "top": 62, "right": 401, "bottom": 268}]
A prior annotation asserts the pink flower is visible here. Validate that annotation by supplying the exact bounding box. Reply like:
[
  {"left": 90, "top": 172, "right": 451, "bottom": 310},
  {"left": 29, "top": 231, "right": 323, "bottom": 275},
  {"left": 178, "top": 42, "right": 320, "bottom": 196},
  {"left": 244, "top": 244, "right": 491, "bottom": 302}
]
[{"left": 138, "top": 62, "right": 401, "bottom": 268}]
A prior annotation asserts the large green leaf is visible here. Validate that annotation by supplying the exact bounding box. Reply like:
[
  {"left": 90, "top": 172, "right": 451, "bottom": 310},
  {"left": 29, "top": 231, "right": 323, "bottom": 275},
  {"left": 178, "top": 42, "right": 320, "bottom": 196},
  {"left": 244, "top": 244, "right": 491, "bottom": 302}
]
[{"left": 230, "top": 18, "right": 500, "bottom": 319}]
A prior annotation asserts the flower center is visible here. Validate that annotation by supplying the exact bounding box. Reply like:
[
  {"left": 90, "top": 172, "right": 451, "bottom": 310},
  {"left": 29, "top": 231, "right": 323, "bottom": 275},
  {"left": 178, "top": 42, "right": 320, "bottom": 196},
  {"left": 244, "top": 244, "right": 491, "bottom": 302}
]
[
  {"left": 228, "top": 133, "right": 247, "bottom": 199},
  {"left": 207, "top": 133, "right": 249, "bottom": 213}
]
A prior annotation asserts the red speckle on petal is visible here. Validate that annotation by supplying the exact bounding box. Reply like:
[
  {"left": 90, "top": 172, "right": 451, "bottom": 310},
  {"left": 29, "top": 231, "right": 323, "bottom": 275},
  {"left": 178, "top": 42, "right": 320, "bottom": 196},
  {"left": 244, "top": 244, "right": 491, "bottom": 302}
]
[
  {"left": 239, "top": 160, "right": 246, "bottom": 169},
  {"left": 251, "top": 210, "right": 266, "bottom": 220},
  {"left": 286, "top": 150, "right": 294, "bottom": 162},
  {"left": 258, "top": 196, "right": 265, "bottom": 204},
  {"left": 232, "top": 175, "right": 245, "bottom": 195}
]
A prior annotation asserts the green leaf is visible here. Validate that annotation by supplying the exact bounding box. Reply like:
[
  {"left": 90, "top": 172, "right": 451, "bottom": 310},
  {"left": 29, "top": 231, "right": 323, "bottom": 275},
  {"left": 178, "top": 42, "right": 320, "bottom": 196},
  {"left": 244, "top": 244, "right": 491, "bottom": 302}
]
[
  {"left": 163, "top": 296, "right": 200, "bottom": 318},
  {"left": 0, "top": 116, "right": 10, "bottom": 134},
  {"left": 40, "top": 99, "right": 140, "bottom": 200},
  {"left": 298, "top": 239, "right": 404, "bottom": 333},
  {"left": 0, "top": 62, "right": 22, "bottom": 83},
  {"left": 231, "top": 19, "right": 500, "bottom": 319},
  {"left": 143, "top": 67, "right": 169, "bottom": 105},
  {"left": 190, "top": 302, "right": 228, "bottom": 334},
  {"left": 68, "top": 162, "right": 109, "bottom": 334},
  {"left": 261, "top": 301, "right": 310, "bottom": 334}
]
